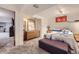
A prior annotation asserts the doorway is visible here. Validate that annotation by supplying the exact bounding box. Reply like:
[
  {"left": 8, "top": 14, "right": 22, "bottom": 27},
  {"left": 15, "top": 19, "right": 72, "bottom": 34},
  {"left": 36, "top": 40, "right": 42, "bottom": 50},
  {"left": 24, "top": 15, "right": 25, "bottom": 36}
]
[{"left": 0, "top": 7, "right": 15, "bottom": 48}]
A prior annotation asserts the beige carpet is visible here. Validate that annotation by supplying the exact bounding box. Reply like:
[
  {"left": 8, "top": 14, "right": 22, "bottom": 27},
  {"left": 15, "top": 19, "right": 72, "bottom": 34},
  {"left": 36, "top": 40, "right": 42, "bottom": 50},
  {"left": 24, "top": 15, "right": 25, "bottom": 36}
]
[
  {"left": 0, "top": 37, "right": 79, "bottom": 54},
  {"left": 0, "top": 37, "right": 49, "bottom": 54}
]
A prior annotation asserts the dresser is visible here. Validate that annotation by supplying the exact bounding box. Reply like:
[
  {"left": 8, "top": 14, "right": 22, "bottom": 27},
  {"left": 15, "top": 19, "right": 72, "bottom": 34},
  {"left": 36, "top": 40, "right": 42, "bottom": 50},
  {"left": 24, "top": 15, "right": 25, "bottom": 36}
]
[{"left": 24, "top": 30, "right": 40, "bottom": 41}]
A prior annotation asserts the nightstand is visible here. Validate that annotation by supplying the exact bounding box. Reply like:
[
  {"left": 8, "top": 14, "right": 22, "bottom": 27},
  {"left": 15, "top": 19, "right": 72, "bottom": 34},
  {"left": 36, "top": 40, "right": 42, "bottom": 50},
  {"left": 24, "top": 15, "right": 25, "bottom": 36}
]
[{"left": 74, "top": 34, "right": 79, "bottom": 42}]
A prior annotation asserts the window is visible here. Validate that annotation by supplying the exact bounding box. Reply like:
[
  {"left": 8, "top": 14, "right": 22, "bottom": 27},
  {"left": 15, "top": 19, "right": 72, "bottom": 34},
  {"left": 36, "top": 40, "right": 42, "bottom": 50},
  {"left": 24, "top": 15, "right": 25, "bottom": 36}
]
[
  {"left": 24, "top": 18, "right": 36, "bottom": 31},
  {"left": 28, "top": 20, "right": 35, "bottom": 31}
]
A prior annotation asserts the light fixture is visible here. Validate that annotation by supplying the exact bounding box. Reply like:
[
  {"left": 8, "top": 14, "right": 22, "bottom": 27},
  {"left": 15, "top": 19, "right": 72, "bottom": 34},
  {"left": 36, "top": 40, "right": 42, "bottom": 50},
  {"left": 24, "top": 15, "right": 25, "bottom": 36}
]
[{"left": 59, "top": 9, "right": 65, "bottom": 15}]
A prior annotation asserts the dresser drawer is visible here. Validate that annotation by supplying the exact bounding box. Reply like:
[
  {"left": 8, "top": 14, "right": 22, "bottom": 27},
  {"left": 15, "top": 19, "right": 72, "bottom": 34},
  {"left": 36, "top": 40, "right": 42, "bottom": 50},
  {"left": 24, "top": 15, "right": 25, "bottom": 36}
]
[{"left": 27, "top": 30, "right": 40, "bottom": 40}]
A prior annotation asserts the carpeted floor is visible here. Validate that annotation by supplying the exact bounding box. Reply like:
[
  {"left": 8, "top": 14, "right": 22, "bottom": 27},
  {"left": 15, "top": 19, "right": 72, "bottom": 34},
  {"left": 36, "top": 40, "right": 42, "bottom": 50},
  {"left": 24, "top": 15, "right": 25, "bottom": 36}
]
[
  {"left": 0, "top": 37, "right": 49, "bottom": 54},
  {"left": 0, "top": 37, "right": 79, "bottom": 54}
]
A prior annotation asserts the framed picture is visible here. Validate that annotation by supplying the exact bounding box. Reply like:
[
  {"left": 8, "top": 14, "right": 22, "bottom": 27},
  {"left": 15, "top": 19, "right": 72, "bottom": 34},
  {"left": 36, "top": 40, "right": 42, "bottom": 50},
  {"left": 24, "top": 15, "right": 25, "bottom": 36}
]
[{"left": 56, "top": 16, "right": 67, "bottom": 22}]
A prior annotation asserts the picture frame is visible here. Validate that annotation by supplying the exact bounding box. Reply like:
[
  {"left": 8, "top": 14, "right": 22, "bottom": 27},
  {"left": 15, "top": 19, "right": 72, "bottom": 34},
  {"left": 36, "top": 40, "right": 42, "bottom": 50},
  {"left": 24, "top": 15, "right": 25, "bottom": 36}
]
[{"left": 56, "top": 16, "right": 67, "bottom": 22}]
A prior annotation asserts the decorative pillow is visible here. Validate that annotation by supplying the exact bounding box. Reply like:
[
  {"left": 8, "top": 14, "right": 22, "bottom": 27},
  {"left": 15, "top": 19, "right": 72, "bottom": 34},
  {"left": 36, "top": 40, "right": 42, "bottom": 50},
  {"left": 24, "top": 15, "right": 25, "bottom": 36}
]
[
  {"left": 44, "top": 35, "right": 52, "bottom": 39},
  {"left": 51, "top": 34, "right": 64, "bottom": 41}
]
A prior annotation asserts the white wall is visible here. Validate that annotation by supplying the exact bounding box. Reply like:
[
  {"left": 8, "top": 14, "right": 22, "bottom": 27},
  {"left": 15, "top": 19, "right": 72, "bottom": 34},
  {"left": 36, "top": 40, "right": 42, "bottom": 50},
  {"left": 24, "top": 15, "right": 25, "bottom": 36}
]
[
  {"left": 15, "top": 11, "right": 24, "bottom": 46},
  {"left": 41, "top": 18, "right": 49, "bottom": 37},
  {"left": 69, "top": 22, "right": 79, "bottom": 34}
]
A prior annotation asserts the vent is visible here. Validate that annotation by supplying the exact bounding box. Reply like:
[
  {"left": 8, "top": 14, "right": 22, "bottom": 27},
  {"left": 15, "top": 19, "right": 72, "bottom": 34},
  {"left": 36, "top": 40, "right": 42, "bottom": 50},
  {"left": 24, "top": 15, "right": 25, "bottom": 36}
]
[{"left": 33, "top": 4, "right": 39, "bottom": 8}]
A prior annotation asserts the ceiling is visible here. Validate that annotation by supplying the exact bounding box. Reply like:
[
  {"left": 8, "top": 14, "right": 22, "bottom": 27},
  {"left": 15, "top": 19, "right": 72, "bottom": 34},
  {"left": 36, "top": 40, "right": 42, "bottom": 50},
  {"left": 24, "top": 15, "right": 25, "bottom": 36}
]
[
  {"left": 35, "top": 4, "right": 79, "bottom": 20},
  {"left": 15, "top": 4, "right": 79, "bottom": 20},
  {"left": 0, "top": 7, "right": 14, "bottom": 18},
  {"left": 16, "top": 4, "right": 55, "bottom": 16},
  {"left": 1, "top": 4, "right": 79, "bottom": 20}
]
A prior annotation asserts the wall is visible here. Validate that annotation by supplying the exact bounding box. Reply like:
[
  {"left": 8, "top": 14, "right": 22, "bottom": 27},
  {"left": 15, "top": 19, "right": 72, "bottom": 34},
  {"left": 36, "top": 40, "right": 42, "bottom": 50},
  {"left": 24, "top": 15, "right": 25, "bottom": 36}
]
[
  {"left": 48, "top": 17, "right": 69, "bottom": 29},
  {"left": 49, "top": 16, "right": 79, "bottom": 34},
  {"left": 0, "top": 7, "right": 14, "bottom": 32},
  {"left": 41, "top": 18, "right": 49, "bottom": 37},
  {"left": 15, "top": 10, "right": 24, "bottom": 46},
  {"left": 36, "top": 5, "right": 79, "bottom": 34},
  {"left": 47, "top": 17, "right": 79, "bottom": 34},
  {"left": 0, "top": 17, "right": 12, "bottom": 32},
  {"left": 69, "top": 22, "right": 79, "bottom": 34}
]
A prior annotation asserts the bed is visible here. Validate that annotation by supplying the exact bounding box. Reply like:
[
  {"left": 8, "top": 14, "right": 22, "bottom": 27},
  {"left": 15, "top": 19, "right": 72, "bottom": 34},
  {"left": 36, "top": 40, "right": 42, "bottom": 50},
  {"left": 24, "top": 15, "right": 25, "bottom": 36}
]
[{"left": 42, "top": 30, "right": 79, "bottom": 54}]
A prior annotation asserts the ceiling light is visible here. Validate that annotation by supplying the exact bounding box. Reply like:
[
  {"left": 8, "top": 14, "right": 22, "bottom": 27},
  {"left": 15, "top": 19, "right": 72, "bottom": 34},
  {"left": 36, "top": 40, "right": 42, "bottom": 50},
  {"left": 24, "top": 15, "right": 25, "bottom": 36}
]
[{"left": 59, "top": 9, "right": 65, "bottom": 15}]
